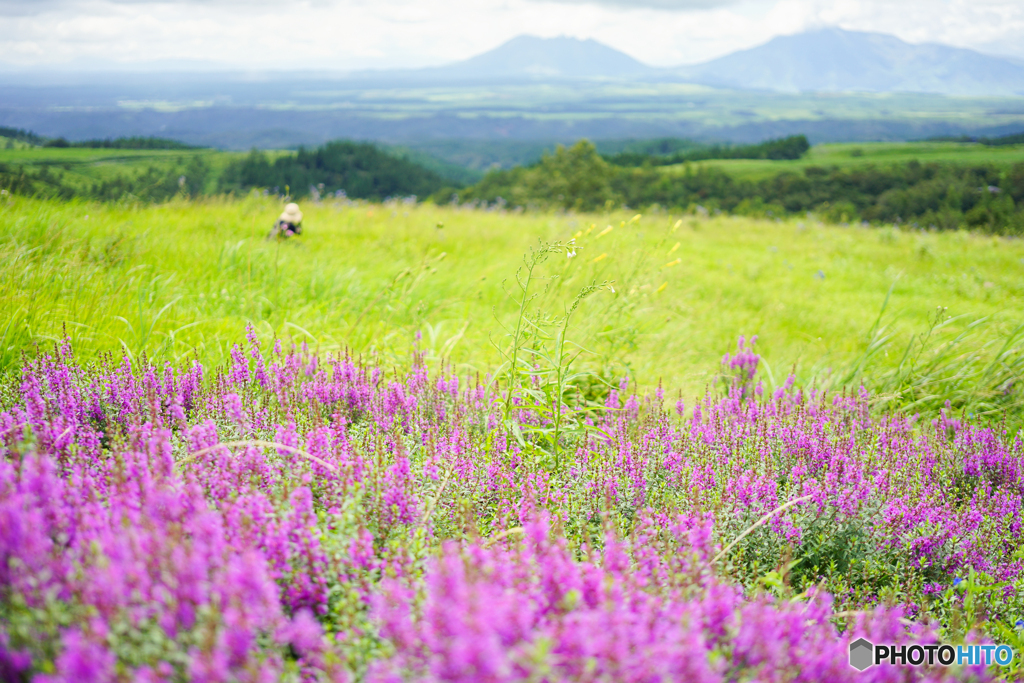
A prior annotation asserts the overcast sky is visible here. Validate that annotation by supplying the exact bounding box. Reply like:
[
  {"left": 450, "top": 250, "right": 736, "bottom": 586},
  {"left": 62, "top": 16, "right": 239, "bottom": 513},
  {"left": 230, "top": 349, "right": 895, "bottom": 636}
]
[{"left": 1, "top": 0, "right": 1022, "bottom": 71}]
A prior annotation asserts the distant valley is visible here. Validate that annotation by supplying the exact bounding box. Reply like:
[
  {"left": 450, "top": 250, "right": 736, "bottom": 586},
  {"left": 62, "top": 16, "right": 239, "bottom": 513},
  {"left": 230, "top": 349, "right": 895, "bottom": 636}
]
[{"left": 2, "top": 28, "right": 1023, "bottom": 157}]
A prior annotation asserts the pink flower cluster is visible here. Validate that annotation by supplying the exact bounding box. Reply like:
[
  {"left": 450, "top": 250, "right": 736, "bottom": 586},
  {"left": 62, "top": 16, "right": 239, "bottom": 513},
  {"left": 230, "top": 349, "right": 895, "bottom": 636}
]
[
  {"left": 372, "top": 515, "right": 984, "bottom": 683},
  {"left": 0, "top": 332, "right": 1019, "bottom": 681}
]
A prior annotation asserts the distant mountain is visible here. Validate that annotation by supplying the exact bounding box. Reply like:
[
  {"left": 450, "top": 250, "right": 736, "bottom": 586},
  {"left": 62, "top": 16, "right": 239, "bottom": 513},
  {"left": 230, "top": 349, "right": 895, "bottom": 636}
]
[
  {"left": 346, "top": 35, "right": 656, "bottom": 83},
  {"left": 436, "top": 35, "right": 653, "bottom": 79},
  {"left": 673, "top": 28, "right": 1024, "bottom": 97},
  {"left": 11, "top": 31, "right": 1024, "bottom": 97},
  {"left": 341, "top": 30, "right": 1024, "bottom": 95},
  {"left": 5, "top": 30, "right": 1024, "bottom": 151}
]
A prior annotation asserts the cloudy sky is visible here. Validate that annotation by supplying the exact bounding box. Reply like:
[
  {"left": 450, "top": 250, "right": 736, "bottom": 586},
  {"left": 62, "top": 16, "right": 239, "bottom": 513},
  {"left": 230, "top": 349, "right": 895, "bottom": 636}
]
[{"left": 1, "top": 0, "right": 1022, "bottom": 71}]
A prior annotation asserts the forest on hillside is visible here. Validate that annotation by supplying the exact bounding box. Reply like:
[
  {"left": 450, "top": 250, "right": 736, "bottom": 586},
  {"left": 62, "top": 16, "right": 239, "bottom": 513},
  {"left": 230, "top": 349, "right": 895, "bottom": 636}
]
[
  {"left": 602, "top": 134, "right": 811, "bottom": 167},
  {"left": 453, "top": 141, "right": 1024, "bottom": 234},
  {"left": 218, "top": 142, "right": 449, "bottom": 200}
]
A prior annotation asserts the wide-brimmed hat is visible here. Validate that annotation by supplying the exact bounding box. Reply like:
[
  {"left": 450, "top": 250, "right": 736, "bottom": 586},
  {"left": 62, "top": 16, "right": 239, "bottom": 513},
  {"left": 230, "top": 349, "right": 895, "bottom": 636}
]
[{"left": 279, "top": 203, "right": 303, "bottom": 223}]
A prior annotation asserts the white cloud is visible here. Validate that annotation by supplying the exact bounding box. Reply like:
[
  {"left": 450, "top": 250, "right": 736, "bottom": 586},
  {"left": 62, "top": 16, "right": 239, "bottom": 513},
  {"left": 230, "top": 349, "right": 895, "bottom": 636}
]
[
  {"left": 546, "top": 0, "right": 739, "bottom": 8},
  {"left": 816, "top": 0, "right": 1024, "bottom": 54},
  {"left": 0, "top": 0, "right": 314, "bottom": 13}
]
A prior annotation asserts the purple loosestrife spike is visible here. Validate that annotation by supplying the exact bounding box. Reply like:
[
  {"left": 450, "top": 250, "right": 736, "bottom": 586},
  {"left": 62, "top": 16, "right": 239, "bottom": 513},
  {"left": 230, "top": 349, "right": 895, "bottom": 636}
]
[
  {"left": 0, "top": 333, "right": 1016, "bottom": 682},
  {"left": 35, "top": 631, "right": 115, "bottom": 683}
]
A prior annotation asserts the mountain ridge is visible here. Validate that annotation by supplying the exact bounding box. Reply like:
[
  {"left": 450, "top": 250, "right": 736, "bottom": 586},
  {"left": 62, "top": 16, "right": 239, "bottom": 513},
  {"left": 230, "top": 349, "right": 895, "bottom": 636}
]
[
  {"left": 425, "top": 35, "right": 654, "bottom": 80},
  {"left": 338, "top": 28, "right": 1024, "bottom": 96},
  {"left": 6, "top": 29, "right": 1024, "bottom": 98},
  {"left": 337, "top": 35, "right": 657, "bottom": 83},
  {"left": 674, "top": 27, "right": 1024, "bottom": 96}
]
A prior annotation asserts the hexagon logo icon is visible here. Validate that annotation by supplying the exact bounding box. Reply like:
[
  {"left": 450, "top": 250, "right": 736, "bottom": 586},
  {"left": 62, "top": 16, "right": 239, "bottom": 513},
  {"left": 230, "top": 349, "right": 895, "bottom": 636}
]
[{"left": 849, "top": 638, "right": 874, "bottom": 671}]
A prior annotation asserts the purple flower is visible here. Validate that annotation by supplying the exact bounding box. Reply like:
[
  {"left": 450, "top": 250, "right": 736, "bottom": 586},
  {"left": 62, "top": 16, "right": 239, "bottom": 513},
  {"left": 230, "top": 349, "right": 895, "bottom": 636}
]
[
  {"left": 2, "top": 332, "right": 1017, "bottom": 683},
  {"left": 282, "top": 609, "right": 323, "bottom": 657},
  {"left": 36, "top": 631, "right": 115, "bottom": 683}
]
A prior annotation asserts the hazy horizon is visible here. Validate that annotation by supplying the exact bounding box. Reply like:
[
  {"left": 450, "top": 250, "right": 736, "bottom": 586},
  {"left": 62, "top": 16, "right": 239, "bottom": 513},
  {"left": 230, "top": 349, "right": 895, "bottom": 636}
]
[{"left": 2, "top": 28, "right": 1024, "bottom": 78}]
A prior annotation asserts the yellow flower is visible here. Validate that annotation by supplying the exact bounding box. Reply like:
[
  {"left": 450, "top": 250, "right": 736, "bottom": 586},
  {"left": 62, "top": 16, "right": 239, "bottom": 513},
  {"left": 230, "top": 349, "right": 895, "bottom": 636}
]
[{"left": 592, "top": 253, "right": 608, "bottom": 263}]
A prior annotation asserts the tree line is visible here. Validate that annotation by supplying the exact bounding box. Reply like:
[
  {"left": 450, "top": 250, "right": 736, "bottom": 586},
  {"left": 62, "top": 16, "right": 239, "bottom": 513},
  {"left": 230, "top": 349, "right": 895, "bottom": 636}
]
[
  {"left": 4, "top": 131, "right": 1024, "bottom": 235},
  {"left": 0, "top": 128, "right": 197, "bottom": 150},
  {"left": 927, "top": 131, "right": 1024, "bottom": 147},
  {"left": 0, "top": 140, "right": 449, "bottom": 203},
  {"left": 602, "top": 135, "right": 811, "bottom": 167},
  {"left": 450, "top": 140, "right": 1024, "bottom": 235},
  {"left": 57, "top": 137, "right": 197, "bottom": 150},
  {"left": 0, "top": 127, "right": 47, "bottom": 146},
  {"left": 218, "top": 142, "right": 448, "bottom": 200},
  {"left": 0, "top": 155, "right": 210, "bottom": 203}
]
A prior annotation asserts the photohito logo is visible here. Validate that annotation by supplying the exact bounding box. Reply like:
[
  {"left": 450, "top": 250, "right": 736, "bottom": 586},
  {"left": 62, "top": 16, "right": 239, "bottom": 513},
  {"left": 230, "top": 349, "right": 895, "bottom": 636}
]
[{"left": 849, "top": 639, "right": 1014, "bottom": 671}]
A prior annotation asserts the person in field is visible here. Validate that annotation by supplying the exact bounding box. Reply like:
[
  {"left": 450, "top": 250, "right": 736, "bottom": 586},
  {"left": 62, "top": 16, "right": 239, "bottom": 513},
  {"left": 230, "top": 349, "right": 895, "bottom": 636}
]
[{"left": 270, "top": 202, "right": 303, "bottom": 238}]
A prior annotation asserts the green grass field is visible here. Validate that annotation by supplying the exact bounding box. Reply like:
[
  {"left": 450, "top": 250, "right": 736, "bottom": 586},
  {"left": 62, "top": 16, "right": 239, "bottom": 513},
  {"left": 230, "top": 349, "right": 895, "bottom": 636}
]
[
  {"left": 672, "top": 141, "right": 1024, "bottom": 180},
  {"left": 3, "top": 192, "right": 1022, "bottom": 419},
  {"left": 0, "top": 144, "right": 251, "bottom": 193}
]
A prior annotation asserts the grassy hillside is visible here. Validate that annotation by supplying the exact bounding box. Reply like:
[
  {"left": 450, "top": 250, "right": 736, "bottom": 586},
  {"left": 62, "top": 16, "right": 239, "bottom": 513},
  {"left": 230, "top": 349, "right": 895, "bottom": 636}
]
[
  {"left": 6, "top": 137, "right": 1024, "bottom": 236},
  {"left": 0, "top": 145, "right": 245, "bottom": 195},
  {"left": 680, "top": 140, "right": 1024, "bottom": 181},
  {"left": 4, "top": 137, "right": 1023, "bottom": 198},
  {"left": 2, "top": 193, "right": 1022, "bottom": 420},
  {"left": 4, "top": 138, "right": 1024, "bottom": 187},
  {"left": 0, "top": 143, "right": 465, "bottom": 200},
  {"left": 458, "top": 140, "right": 1024, "bottom": 234}
]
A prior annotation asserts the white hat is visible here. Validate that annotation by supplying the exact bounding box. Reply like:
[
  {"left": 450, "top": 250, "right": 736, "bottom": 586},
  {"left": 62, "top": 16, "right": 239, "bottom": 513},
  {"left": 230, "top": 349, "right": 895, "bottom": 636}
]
[{"left": 279, "top": 203, "right": 303, "bottom": 223}]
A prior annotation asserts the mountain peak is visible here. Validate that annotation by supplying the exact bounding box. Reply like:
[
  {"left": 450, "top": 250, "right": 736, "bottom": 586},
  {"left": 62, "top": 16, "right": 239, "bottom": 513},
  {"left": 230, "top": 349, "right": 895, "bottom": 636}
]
[
  {"left": 358, "top": 28, "right": 1024, "bottom": 96},
  {"left": 675, "top": 27, "right": 1024, "bottom": 96},
  {"left": 425, "top": 34, "right": 654, "bottom": 81}
]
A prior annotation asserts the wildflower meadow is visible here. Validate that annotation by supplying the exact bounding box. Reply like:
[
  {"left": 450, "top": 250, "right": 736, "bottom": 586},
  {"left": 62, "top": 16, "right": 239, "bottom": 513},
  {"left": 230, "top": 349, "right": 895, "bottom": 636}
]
[{"left": 1, "top": 193, "right": 1024, "bottom": 681}]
